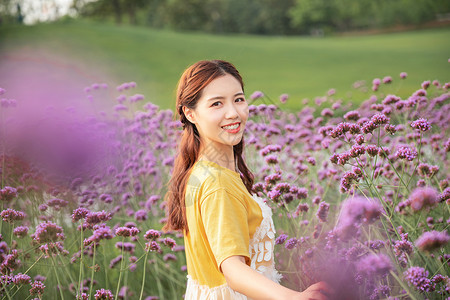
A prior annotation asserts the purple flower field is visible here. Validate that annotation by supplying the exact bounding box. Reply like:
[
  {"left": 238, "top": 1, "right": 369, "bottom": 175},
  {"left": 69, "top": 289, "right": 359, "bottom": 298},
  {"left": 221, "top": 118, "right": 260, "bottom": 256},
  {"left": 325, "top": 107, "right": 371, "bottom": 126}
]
[{"left": 0, "top": 67, "right": 449, "bottom": 299}]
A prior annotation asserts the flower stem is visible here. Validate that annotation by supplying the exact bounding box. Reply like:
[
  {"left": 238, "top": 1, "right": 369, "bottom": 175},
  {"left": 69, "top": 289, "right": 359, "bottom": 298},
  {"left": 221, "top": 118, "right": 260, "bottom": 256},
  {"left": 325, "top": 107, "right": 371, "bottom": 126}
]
[
  {"left": 89, "top": 243, "right": 96, "bottom": 299},
  {"left": 77, "top": 226, "right": 84, "bottom": 299},
  {"left": 51, "top": 255, "right": 65, "bottom": 300},
  {"left": 114, "top": 238, "right": 125, "bottom": 300},
  {"left": 138, "top": 250, "right": 150, "bottom": 300}
]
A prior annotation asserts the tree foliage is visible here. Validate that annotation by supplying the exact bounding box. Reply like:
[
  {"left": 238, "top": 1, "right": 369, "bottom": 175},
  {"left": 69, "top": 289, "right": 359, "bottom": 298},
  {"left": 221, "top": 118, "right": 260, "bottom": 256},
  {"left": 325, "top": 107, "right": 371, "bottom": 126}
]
[{"left": 4, "top": 0, "right": 448, "bottom": 35}]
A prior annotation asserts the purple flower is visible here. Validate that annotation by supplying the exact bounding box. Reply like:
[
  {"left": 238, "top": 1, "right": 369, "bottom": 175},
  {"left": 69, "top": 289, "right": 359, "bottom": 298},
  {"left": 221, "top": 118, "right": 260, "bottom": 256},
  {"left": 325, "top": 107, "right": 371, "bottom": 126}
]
[
  {"left": 316, "top": 202, "right": 330, "bottom": 223},
  {"left": 109, "top": 255, "right": 123, "bottom": 268},
  {"left": 265, "top": 154, "right": 278, "bottom": 164},
  {"left": 115, "top": 227, "right": 139, "bottom": 237},
  {"left": 411, "top": 118, "right": 431, "bottom": 132},
  {"left": 72, "top": 207, "right": 90, "bottom": 222},
  {"left": 86, "top": 211, "right": 112, "bottom": 225},
  {"left": 336, "top": 197, "right": 383, "bottom": 239},
  {"left": 1, "top": 208, "right": 26, "bottom": 223},
  {"left": 415, "top": 230, "right": 449, "bottom": 252},
  {"left": 250, "top": 91, "right": 264, "bottom": 100},
  {"left": 129, "top": 94, "right": 145, "bottom": 102},
  {"left": 134, "top": 209, "right": 147, "bottom": 221},
  {"left": 421, "top": 80, "right": 430, "bottom": 89},
  {"left": 12, "top": 273, "right": 31, "bottom": 285},
  {"left": 400, "top": 72, "right": 408, "bottom": 79},
  {"left": 145, "top": 241, "right": 161, "bottom": 252},
  {"left": 279, "top": 93, "right": 288, "bottom": 103},
  {"left": 115, "top": 242, "right": 135, "bottom": 253},
  {"left": 161, "top": 237, "right": 176, "bottom": 249},
  {"left": 0, "top": 186, "right": 18, "bottom": 202},
  {"left": 371, "top": 113, "right": 389, "bottom": 125},
  {"left": 382, "top": 76, "right": 392, "bottom": 84},
  {"left": 395, "top": 145, "right": 417, "bottom": 161},
  {"left": 343, "top": 110, "right": 360, "bottom": 121},
  {"left": 94, "top": 288, "right": 114, "bottom": 300},
  {"left": 30, "top": 280, "right": 45, "bottom": 296},
  {"left": 275, "top": 234, "right": 288, "bottom": 245},
  {"left": 409, "top": 187, "right": 438, "bottom": 212},
  {"left": 404, "top": 267, "right": 434, "bottom": 292},
  {"left": 144, "top": 229, "right": 161, "bottom": 241},
  {"left": 163, "top": 253, "right": 177, "bottom": 262},
  {"left": 285, "top": 238, "right": 298, "bottom": 249},
  {"left": 357, "top": 253, "right": 392, "bottom": 277},
  {"left": 13, "top": 226, "right": 29, "bottom": 238},
  {"left": 32, "top": 221, "right": 65, "bottom": 244},
  {"left": 259, "top": 144, "right": 282, "bottom": 156}
]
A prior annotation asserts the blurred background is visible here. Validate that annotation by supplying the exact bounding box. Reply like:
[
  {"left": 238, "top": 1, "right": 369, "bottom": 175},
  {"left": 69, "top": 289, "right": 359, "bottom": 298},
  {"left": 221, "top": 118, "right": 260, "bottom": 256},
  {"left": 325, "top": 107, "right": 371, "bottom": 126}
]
[{"left": 0, "top": 0, "right": 449, "bottom": 110}]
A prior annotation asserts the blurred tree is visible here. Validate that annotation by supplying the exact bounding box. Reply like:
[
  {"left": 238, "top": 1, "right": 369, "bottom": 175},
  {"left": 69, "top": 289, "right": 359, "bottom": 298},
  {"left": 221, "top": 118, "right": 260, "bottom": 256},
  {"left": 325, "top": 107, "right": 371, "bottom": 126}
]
[{"left": 75, "top": 0, "right": 450, "bottom": 35}]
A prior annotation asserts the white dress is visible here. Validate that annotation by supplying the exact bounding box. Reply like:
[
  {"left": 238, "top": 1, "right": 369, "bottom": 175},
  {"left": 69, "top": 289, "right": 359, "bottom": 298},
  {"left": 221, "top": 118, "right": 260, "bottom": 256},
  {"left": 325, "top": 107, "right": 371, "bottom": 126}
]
[{"left": 184, "top": 195, "right": 282, "bottom": 299}]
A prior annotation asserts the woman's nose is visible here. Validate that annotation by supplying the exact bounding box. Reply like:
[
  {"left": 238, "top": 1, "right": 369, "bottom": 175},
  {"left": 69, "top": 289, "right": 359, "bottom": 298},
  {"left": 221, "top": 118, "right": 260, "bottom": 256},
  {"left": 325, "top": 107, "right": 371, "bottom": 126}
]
[{"left": 225, "top": 103, "right": 239, "bottom": 119}]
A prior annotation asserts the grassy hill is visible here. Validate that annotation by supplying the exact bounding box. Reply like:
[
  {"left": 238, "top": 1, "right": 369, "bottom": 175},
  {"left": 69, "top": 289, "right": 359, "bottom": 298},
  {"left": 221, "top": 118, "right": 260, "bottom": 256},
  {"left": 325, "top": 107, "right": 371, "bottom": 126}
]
[{"left": 0, "top": 20, "right": 449, "bottom": 110}]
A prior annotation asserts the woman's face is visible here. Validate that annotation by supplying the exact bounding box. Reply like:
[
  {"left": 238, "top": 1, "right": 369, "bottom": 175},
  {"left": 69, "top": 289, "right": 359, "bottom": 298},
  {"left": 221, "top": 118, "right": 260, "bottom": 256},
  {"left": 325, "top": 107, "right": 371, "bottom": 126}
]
[{"left": 184, "top": 73, "right": 249, "bottom": 155}]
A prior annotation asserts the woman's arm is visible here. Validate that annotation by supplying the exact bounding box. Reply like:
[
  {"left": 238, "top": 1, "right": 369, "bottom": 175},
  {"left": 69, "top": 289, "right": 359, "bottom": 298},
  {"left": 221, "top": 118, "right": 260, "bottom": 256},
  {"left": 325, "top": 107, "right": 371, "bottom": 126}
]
[{"left": 221, "top": 256, "right": 332, "bottom": 300}]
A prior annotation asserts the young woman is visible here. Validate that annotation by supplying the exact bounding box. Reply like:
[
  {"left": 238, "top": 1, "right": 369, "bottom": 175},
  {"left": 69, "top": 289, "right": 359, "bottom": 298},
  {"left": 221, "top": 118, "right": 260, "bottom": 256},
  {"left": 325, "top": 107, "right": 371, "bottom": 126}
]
[{"left": 164, "top": 60, "right": 332, "bottom": 300}]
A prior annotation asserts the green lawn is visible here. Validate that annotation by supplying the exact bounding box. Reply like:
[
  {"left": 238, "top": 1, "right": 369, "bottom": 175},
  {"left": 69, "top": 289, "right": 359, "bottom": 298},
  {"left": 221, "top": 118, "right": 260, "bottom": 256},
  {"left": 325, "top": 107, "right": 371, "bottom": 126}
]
[{"left": 0, "top": 20, "right": 449, "bottom": 110}]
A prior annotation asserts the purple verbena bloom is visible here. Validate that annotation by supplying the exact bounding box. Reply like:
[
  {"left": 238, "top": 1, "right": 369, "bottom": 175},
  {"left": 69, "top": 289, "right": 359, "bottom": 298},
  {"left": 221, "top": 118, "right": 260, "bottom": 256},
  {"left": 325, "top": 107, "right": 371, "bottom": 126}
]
[
  {"left": 259, "top": 144, "right": 282, "bottom": 156},
  {"left": 32, "top": 221, "right": 65, "bottom": 244},
  {"left": 145, "top": 241, "right": 161, "bottom": 252},
  {"left": 275, "top": 234, "right": 288, "bottom": 245},
  {"left": 285, "top": 238, "right": 298, "bottom": 249},
  {"left": 415, "top": 230, "right": 449, "bottom": 252},
  {"left": 382, "top": 76, "right": 392, "bottom": 84},
  {"left": 1, "top": 208, "right": 26, "bottom": 223},
  {"left": 163, "top": 253, "right": 177, "bottom": 262},
  {"left": 72, "top": 208, "right": 90, "bottom": 222},
  {"left": 411, "top": 118, "right": 431, "bottom": 132},
  {"left": 279, "top": 94, "right": 289, "bottom": 103},
  {"left": 404, "top": 267, "right": 435, "bottom": 292},
  {"left": 316, "top": 202, "right": 330, "bottom": 223},
  {"left": 395, "top": 145, "right": 417, "bottom": 161},
  {"left": 12, "top": 273, "right": 31, "bottom": 285},
  {"left": 250, "top": 91, "right": 264, "bottom": 100},
  {"left": 357, "top": 253, "right": 392, "bottom": 277},
  {"left": 94, "top": 288, "right": 114, "bottom": 300},
  {"left": 0, "top": 186, "right": 18, "bottom": 202},
  {"left": 336, "top": 197, "right": 383, "bottom": 239},
  {"left": 134, "top": 209, "right": 147, "bottom": 221},
  {"left": 86, "top": 211, "right": 112, "bottom": 225},
  {"left": 343, "top": 110, "right": 360, "bottom": 121},
  {"left": 109, "top": 255, "right": 123, "bottom": 268},
  {"left": 13, "top": 226, "right": 29, "bottom": 238},
  {"left": 161, "top": 237, "right": 176, "bottom": 249},
  {"left": 421, "top": 80, "right": 431, "bottom": 90},
  {"left": 265, "top": 154, "right": 278, "bottom": 165},
  {"left": 409, "top": 187, "right": 438, "bottom": 212},
  {"left": 400, "top": 72, "right": 408, "bottom": 79},
  {"left": 144, "top": 229, "right": 161, "bottom": 241},
  {"left": 115, "top": 242, "right": 135, "bottom": 253},
  {"left": 371, "top": 113, "right": 389, "bottom": 125},
  {"left": 30, "top": 281, "right": 45, "bottom": 296}
]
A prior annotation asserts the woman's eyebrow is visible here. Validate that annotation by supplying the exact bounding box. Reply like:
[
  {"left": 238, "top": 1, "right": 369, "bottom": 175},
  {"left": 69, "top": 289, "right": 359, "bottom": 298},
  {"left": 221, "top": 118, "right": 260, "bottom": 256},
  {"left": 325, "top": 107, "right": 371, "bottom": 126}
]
[{"left": 207, "top": 92, "right": 245, "bottom": 102}]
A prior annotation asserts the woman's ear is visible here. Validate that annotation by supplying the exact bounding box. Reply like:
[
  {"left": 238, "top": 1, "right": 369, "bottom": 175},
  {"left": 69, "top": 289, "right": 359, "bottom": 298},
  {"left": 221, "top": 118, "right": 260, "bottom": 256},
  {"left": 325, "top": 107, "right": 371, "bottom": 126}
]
[{"left": 183, "top": 106, "right": 196, "bottom": 124}]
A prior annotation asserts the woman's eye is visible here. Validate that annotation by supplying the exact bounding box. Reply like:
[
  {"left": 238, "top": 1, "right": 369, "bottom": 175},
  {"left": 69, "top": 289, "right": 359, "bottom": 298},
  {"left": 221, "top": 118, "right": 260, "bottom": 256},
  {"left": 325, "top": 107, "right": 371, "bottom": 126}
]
[
  {"left": 211, "top": 101, "right": 221, "bottom": 107},
  {"left": 235, "top": 97, "right": 245, "bottom": 102}
]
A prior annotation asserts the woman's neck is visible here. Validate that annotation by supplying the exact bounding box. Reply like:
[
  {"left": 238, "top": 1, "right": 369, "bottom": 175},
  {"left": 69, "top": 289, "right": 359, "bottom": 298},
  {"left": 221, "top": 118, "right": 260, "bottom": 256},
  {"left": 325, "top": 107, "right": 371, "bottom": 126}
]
[{"left": 198, "top": 144, "right": 236, "bottom": 172}]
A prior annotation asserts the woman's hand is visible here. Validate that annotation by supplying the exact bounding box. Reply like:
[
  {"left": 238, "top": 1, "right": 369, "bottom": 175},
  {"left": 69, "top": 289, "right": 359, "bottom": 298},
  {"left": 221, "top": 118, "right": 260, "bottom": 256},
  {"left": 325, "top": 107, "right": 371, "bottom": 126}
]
[{"left": 289, "top": 281, "right": 333, "bottom": 300}]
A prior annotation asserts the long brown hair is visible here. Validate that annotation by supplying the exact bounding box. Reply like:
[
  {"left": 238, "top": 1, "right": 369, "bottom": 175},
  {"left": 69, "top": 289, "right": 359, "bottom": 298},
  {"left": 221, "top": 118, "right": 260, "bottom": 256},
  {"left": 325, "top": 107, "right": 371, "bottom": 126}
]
[{"left": 163, "top": 60, "right": 254, "bottom": 233}]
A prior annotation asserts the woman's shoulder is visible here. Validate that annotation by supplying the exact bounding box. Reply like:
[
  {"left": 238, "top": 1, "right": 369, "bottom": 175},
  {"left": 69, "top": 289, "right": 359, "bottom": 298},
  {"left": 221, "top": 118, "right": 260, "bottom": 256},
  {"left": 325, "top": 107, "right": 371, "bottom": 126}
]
[{"left": 188, "top": 160, "right": 241, "bottom": 192}]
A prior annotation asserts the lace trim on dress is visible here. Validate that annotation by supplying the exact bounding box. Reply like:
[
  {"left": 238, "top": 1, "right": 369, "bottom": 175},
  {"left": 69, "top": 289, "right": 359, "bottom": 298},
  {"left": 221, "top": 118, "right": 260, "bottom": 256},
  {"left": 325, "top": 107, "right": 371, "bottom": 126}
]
[{"left": 249, "top": 195, "right": 283, "bottom": 284}]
